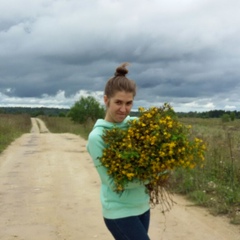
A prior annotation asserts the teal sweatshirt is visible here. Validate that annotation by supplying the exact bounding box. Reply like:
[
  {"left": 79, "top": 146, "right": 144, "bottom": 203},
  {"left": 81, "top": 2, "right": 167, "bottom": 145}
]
[{"left": 87, "top": 116, "right": 150, "bottom": 219}]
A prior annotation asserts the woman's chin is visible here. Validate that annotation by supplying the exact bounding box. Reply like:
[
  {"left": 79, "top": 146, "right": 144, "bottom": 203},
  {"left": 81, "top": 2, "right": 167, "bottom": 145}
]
[{"left": 116, "top": 115, "right": 126, "bottom": 122}]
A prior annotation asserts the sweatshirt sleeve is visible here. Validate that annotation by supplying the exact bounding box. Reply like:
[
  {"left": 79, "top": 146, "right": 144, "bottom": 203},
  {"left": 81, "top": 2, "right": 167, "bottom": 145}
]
[{"left": 87, "top": 131, "right": 146, "bottom": 190}]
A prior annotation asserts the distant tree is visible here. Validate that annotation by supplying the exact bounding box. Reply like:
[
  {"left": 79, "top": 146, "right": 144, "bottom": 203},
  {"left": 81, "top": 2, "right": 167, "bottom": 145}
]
[
  {"left": 230, "top": 112, "right": 235, "bottom": 121},
  {"left": 32, "top": 110, "right": 45, "bottom": 117},
  {"left": 58, "top": 112, "right": 66, "bottom": 117},
  {"left": 68, "top": 96, "right": 105, "bottom": 124},
  {"left": 221, "top": 113, "right": 230, "bottom": 123},
  {"left": 186, "top": 111, "right": 198, "bottom": 118}
]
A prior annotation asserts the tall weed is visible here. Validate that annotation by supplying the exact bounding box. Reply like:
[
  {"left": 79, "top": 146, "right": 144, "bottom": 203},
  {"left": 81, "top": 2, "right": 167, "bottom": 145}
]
[
  {"left": 0, "top": 114, "right": 31, "bottom": 153},
  {"left": 171, "top": 118, "right": 240, "bottom": 224},
  {"left": 39, "top": 116, "right": 93, "bottom": 140}
]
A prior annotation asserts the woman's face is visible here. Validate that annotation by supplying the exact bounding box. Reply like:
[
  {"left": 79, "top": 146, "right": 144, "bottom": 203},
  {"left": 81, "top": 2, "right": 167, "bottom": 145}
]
[{"left": 104, "top": 91, "right": 134, "bottom": 123}]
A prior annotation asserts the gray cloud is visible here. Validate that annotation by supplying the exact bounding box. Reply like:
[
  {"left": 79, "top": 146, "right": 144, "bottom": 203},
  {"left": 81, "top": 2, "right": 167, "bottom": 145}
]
[{"left": 0, "top": 0, "right": 240, "bottom": 112}]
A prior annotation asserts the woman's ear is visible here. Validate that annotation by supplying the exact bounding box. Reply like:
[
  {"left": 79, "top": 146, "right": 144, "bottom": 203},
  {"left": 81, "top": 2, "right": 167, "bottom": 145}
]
[{"left": 104, "top": 95, "right": 109, "bottom": 106}]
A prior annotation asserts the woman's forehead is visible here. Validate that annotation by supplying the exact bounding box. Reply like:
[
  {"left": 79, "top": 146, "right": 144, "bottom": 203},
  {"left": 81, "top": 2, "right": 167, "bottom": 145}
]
[{"left": 112, "top": 91, "right": 134, "bottom": 100}]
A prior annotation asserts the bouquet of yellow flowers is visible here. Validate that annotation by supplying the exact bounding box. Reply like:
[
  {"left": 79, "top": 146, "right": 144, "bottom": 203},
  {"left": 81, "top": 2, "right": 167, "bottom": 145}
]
[{"left": 99, "top": 103, "right": 206, "bottom": 207}]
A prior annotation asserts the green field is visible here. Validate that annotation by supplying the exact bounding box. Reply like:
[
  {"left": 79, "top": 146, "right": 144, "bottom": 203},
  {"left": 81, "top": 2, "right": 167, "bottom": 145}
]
[
  {"left": 171, "top": 118, "right": 240, "bottom": 224},
  {"left": 0, "top": 114, "right": 239, "bottom": 224},
  {"left": 0, "top": 114, "right": 32, "bottom": 153}
]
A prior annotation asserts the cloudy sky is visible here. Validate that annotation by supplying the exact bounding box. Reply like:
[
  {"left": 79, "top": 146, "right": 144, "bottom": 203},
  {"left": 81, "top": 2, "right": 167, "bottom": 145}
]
[{"left": 1, "top": 0, "right": 240, "bottom": 112}]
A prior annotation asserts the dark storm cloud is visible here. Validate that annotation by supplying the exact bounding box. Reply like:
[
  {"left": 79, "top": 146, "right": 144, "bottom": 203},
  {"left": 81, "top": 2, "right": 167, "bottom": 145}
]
[{"left": 0, "top": 0, "right": 240, "bottom": 111}]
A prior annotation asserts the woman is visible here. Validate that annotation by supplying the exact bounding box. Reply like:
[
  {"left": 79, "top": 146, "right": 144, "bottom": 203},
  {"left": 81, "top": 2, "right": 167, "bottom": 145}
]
[{"left": 87, "top": 63, "right": 150, "bottom": 240}]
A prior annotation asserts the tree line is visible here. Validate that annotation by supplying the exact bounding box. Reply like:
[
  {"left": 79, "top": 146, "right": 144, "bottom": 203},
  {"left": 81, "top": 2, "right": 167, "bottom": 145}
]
[
  {"left": 1, "top": 97, "right": 240, "bottom": 123},
  {"left": 177, "top": 110, "right": 240, "bottom": 119},
  {"left": 0, "top": 106, "right": 69, "bottom": 117}
]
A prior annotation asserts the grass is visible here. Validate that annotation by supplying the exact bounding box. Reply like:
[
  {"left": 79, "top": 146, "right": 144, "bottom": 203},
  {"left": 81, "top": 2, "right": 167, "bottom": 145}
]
[
  {"left": 39, "top": 116, "right": 93, "bottom": 140},
  {"left": 0, "top": 114, "right": 32, "bottom": 153},
  {"left": 170, "top": 118, "right": 240, "bottom": 224}
]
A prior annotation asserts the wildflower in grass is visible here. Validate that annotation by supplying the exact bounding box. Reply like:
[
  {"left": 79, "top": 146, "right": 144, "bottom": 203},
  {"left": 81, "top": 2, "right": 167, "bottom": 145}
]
[{"left": 99, "top": 103, "right": 206, "bottom": 206}]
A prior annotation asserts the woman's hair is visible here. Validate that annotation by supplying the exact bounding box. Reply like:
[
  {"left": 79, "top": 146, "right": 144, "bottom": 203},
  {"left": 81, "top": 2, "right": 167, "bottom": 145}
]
[{"left": 104, "top": 63, "right": 136, "bottom": 98}]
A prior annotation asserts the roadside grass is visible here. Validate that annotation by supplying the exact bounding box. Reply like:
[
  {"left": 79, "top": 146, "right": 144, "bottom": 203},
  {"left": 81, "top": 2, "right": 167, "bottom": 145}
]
[
  {"left": 39, "top": 116, "right": 93, "bottom": 140},
  {"left": 0, "top": 114, "right": 32, "bottom": 153},
  {"left": 170, "top": 118, "right": 240, "bottom": 225}
]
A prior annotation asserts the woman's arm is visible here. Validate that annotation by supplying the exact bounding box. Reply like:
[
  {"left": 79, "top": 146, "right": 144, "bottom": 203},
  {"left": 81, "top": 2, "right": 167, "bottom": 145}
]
[{"left": 87, "top": 132, "right": 146, "bottom": 190}]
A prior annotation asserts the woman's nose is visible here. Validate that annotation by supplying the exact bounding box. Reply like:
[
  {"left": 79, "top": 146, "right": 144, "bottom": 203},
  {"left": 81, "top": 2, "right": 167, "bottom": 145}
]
[{"left": 120, "top": 105, "right": 127, "bottom": 112}]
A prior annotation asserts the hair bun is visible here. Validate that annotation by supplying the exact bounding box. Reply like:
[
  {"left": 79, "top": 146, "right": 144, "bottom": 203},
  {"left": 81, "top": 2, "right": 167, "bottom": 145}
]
[{"left": 114, "top": 62, "right": 129, "bottom": 77}]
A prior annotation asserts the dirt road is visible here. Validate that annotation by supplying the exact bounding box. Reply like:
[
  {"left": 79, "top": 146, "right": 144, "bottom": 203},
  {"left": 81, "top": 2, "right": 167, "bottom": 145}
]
[{"left": 0, "top": 118, "right": 239, "bottom": 240}]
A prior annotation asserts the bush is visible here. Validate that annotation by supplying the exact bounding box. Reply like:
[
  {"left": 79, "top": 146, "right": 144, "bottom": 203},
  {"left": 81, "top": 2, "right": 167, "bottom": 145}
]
[
  {"left": 68, "top": 96, "right": 105, "bottom": 124},
  {"left": 221, "top": 114, "right": 230, "bottom": 123}
]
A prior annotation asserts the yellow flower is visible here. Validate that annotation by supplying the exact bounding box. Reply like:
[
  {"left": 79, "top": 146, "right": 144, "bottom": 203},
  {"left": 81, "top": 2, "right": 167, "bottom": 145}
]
[
  {"left": 126, "top": 173, "right": 135, "bottom": 179},
  {"left": 99, "top": 103, "right": 206, "bottom": 197},
  {"left": 138, "top": 106, "right": 145, "bottom": 112}
]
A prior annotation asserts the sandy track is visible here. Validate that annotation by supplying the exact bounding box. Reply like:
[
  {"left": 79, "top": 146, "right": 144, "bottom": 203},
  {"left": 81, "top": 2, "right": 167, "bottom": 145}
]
[{"left": 0, "top": 118, "right": 239, "bottom": 240}]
